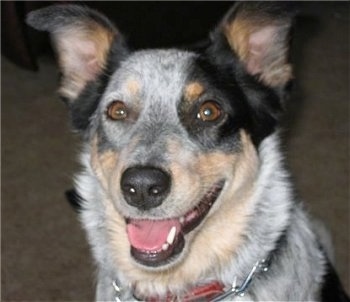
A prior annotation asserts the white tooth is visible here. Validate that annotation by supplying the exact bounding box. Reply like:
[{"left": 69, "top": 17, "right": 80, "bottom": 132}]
[
  {"left": 167, "top": 226, "right": 177, "bottom": 245},
  {"left": 162, "top": 243, "right": 169, "bottom": 251},
  {"left": 179, "top": 216, "right": 185, "bottom": 224}
]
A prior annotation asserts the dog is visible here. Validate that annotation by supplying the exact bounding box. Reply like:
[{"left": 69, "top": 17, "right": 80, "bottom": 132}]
[{"left": 27, "top": 3, "right": 349, "bottom": 301}]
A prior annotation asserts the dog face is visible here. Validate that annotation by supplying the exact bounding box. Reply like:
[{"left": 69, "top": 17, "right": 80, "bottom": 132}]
[{"left": 27, "top": 2, "right": 294, "bottom": 293}]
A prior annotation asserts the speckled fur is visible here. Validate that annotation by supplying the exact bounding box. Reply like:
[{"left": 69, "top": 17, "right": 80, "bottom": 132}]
[{"left": 26, "top": 3, "right": 349, "bottom": 301}]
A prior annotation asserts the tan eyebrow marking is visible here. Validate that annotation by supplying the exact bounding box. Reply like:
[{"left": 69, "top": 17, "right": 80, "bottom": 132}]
[
  {"left": 126, "top": 79, "right": 141, "bottom": 96},
  {"left": 184, "top": 82, "right": 205, "bottom": 102}
]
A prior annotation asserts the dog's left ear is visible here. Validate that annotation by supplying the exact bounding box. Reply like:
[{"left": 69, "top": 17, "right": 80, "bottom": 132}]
[{"left": 218, "top": 2, "right": 295, "bottom": 87}]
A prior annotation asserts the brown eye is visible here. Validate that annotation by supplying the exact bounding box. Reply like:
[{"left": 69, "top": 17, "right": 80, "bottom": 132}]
[
  {"left": 197, "top": 101, "right": 222, "bottom": 122},
  {"left": 106, "top": 101, "right": 128, "bottom": 120}
]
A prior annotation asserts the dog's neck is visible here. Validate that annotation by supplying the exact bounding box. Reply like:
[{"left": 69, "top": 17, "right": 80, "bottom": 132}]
[
  {"left": 112, "top": 255, "right": 273, "bottom": 301},
  {"left": 130, "top": 281, "right": 225, "bottom": 302},
  {"left": 114, "top": 223, "right": 288, "bottom": 301}
]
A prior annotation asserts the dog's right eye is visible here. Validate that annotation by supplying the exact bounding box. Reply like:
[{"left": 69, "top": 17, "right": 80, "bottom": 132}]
[{"left": 106, "top": 101, "right": 128, "bottom": 120}]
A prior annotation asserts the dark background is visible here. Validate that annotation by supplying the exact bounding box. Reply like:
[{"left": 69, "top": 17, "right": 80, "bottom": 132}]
[{"left": 2, "top": 2, "right": 349, "bottom": 300}]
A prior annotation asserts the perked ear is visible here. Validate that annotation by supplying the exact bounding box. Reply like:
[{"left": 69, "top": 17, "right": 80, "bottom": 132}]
[
  {"left": 220, "top": 2, "right": 295, "bottom": 87},
  {"left": 26, "top": 5, "right": 120, "bottom": 101}
]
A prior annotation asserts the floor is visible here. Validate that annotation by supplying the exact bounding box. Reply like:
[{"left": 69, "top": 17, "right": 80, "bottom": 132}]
[{"left": 2, "top": 2, "right": 349, "bottom": 301}]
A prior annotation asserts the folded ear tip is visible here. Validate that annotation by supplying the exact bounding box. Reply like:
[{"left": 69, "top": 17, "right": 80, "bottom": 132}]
[
  {"left": 25, "top": 5, "right": 63, "bottom": 31},
  {"left": 26, "top": 10, "right": 44, "bottom": 30},
  {"left": 230, "top": 1, "right": 297, "bottom": 22},
  {"left": 26, "top": 4, "right": 117, "bottom": 34}
]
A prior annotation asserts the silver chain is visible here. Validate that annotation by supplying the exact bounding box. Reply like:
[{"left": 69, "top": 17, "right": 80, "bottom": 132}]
[
  {"left": 112, "top": 280, "right": 125, "bottom": 302},
  {"left": 210, "top": 258, "right": 269, "bottom": 301}
]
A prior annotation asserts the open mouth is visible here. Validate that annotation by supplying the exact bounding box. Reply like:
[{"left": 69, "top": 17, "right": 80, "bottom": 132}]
[{"left": 125, "top": 181, "right": 225, "bottom": 267}]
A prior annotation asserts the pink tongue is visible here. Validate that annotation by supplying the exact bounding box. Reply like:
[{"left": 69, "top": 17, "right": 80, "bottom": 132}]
[{"left": 126, "top": 219, "right": 181, "bottom": 252}]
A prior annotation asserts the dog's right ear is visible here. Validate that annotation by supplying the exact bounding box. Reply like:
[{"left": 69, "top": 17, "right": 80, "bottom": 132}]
[
  {"left": 26, "top": 5, "right": 126, "bottom": 103},
  {"left": 215, "top": 2, "right": 296, "bottom": 88}
]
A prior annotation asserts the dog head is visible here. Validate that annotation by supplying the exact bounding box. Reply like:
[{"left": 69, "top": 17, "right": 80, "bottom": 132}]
[{"left": 27, "top": 2, "right": 295, "bottom": 294}]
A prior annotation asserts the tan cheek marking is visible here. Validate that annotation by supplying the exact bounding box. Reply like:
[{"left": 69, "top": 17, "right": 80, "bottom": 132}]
[
  {"left": 232, "top": 130, "right": 259, "bottom": 190},
  {"left": 166, "top": 139, "right": 200, "bottom": 206},
  {"left": 195, "top": 151, "right": 237, "bottom": 187},
  {"left": 184, "top": 82, "right": 205, "bottom": 102},
  {"left": 90, "top": 137, "right": 119, "bottom": 191},
  {"left": 176, "top": 130, "right": 259, "bottom": 281},
  {"left": 100, "top": 150, "right": 118, "bottom": 175}
]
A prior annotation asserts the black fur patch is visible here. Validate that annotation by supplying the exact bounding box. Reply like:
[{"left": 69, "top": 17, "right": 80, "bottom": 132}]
[
  {"left": 204, "top": 31, "right": 284, "bottom": 146},
  {"left": 65, "top": 189, "right": 83, "bottom": 212},
  {"left": 321, "top": 260, "right": 350, "bottom": 302},
  {"left": 179, "top": 35, "right": 284, "bottom": 151},
  {"left": 179, "top": 56, "right": 249, "bottom": 151}
]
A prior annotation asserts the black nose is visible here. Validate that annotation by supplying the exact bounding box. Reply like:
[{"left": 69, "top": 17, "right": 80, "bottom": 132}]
[{"left": 120, "top": 166, "right": 171, "bottom": 210}]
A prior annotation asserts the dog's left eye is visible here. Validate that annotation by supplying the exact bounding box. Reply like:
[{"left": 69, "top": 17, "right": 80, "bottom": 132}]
[
  {"left": 106, "top": 101, "right": 128, "bottom": 120},
  {"left": 197, "top": 101, "right": 222, "bottom": 122}
]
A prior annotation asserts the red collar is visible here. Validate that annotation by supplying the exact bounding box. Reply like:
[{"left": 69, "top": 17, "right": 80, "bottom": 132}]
[{"left": 138, "top": 281, "right": 225, "bottom": 302}]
